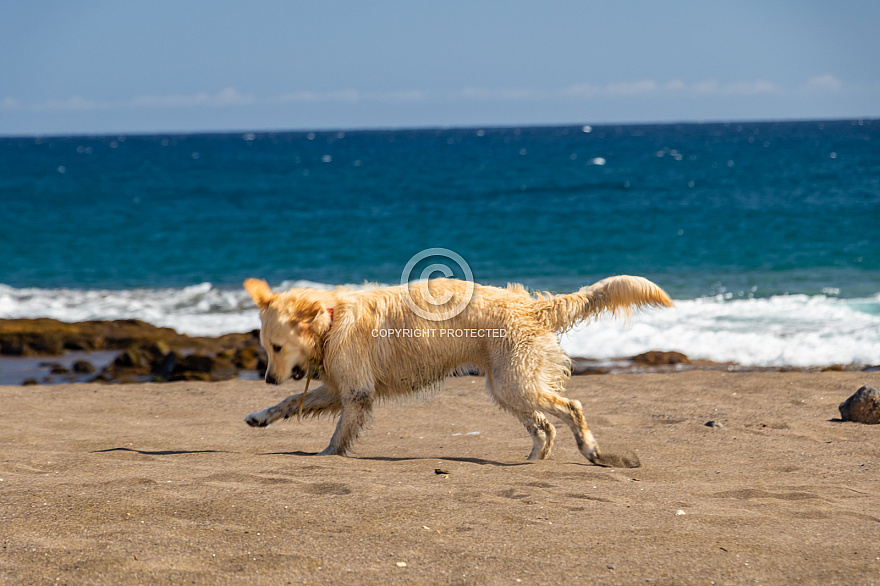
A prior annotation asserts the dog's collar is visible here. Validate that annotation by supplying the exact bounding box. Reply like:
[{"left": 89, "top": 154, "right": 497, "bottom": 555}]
[
  {"left": 301, "top": 308, "right": 333, "bottom": 420},
  {"left": 314, "top": 307, "right": 334, "bottom": 369}
]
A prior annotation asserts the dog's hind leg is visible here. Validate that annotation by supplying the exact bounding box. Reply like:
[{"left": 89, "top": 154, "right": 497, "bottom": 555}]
[
  {"left": 537, "top": 393, "right": 601, "bottom": 464},
  {"left": 317, "top": 389, "right": 374, "bottom": 456},
  {"left": 517, "top": 410, "right": 557, "bottom": 460},
  {"left": 245, "top": 385, "right": 341, "bottom": 427},
  {"left": 487, "top": 376, "right": 557, "bottom": 460},
  {"left": 491, "top": 341, "right": 601, "bottom": 464}
]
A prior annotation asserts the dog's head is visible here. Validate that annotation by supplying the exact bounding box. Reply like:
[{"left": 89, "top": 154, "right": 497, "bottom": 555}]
[{"left": 244, "top": 278, "right": 333, "bottom": 385}]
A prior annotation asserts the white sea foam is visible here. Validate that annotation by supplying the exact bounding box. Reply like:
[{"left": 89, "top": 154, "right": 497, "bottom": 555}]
[
  {"left": 1, "top": 284, "right": 878, "bottom": 366},
  {"left": 561, "top": 293, "right": 880, "bottom": 367},
  {"left": 0, "top": 281, "right": 377, "bottom": 338}
]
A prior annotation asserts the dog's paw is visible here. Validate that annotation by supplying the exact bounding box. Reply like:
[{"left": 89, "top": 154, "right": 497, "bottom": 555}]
[{"left": 245, "top": 411, "right": 270, "bottom": 427}]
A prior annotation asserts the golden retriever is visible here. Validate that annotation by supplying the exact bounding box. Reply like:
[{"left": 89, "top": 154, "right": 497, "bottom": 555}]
[{"left": 244, "top": 276, "right": 672, "bottom": 463}]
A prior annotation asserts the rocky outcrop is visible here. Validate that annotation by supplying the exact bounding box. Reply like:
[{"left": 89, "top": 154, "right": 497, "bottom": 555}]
[
  {"left": 1, "top": 318, "right": 267, "bottom": 385},
  {"left": 0, "top": 318, "right": 252, "bottom": 356}
]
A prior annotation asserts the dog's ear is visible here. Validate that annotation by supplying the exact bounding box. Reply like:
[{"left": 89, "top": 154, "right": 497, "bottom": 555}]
[
  {"left": 291, "top": 300, "right": 323, "bottom": 324},
  {"left": 243, "top": 278, "right": 275, "bottom": 308},
  {"left": 291, "top": 300, "right": 331, "bottom": 333}
]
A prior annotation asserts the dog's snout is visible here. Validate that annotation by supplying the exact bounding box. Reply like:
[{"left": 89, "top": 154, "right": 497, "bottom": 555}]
[
  {"left": 291, "top": 365, "right": 305, "bottom": 380},
  {"left": 265, "top": 372, "right": 280, "bottom": 385}
]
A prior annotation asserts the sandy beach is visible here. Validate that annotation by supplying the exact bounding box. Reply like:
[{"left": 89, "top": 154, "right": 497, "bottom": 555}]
[{"left": 2, "top": 371, "right": 879, "bottom": 584}]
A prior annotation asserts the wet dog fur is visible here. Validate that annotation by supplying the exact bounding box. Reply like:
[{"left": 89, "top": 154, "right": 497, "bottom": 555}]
[{"left": 243, "top": 276, "right": 672, "bottom": 463}]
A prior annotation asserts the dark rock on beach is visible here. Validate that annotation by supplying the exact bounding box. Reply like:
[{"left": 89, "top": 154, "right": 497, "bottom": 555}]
[
  {"left": 232, "top": 346, "right": 261, "bottom": 371},
  {"left": 151, "top": 351, "right": 178, "bottom": 380},
  {"left": 839, "top": 385, "right": 880, "bottom": 424},
  {"left": 44, "top": 363, "right": 70, "bottom": 375},
  {"left": 72, "top": 360, "right": 95, "bottom": 374},
  {"left": 631, "top": 351, "right": 690, "bottom": 366},
  {"left": 170, "top": 354, "right": 239, "bottom": 381}
]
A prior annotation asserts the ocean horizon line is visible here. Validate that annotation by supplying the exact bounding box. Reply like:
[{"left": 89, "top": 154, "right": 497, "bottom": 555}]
[{"left": 1, "top": 115, "right": 875, "bottom": 141}]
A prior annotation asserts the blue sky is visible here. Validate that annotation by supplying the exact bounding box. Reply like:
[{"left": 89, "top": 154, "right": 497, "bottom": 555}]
[{"left": 2, "top": 1, "right": 879, "bottom": 135}]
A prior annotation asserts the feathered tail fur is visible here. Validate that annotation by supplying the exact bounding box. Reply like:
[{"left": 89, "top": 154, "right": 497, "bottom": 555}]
[{"left": 535, "top": 275, "right": 673, "bottom": 333}]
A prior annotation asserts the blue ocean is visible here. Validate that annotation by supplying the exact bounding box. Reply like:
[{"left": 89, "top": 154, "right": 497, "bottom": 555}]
[{"left": 1, "top": 120, "right": 878, "bottom": 367}]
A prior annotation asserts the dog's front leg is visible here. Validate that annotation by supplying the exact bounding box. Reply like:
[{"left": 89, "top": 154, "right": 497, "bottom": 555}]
[
  {"left": 245, "top": 385, "right": 340, "bottom": 427},
  {"left": 317, "top": 389, "right": 374, "bottom": 456}
]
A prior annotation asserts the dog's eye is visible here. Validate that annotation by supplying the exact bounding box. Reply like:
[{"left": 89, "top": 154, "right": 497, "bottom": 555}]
[{"left": 272, "top": 345, "right": 283, "bottom": 354}]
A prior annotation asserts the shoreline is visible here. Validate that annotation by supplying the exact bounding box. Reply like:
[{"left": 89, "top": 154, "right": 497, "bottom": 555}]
[
  {"left": 0, "top": 348, "right": 875, "bottom": 388},
  {"left": 1, "top": 318, "right": 877, "bottom": 386}
]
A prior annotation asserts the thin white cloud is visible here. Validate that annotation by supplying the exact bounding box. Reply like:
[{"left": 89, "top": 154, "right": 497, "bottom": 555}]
[
  {"left": 272, "top": 89, "right": 361, "bottom": 104},
  {"left": 561, "top": 83, "right": 600, "bottom": 98},
  {"left": 270, "top": 88, "right": 430, "bottom": 104},
  {"left": 805, "top": 74, "right": 843, "bottom": 92},
  {"left": 691, "top": 80, "right": 722, "bottom": 95},
  {"left": 6, "top": 88, "right": 259, "bottom": 112},
  {"left": 31, "top": 96, "right": 104, "bottom": 112},
  {"left": 561, "top": 78, "right": 780, "bottom": 99},
  {"left": 692, "top": 79, "right": 781, "bottom": 96},
  {"left": 604, "top": 80, "right": 658, "bottom": 96},
  {"left": 365, "top": 89, "right": 430, "bottom": 103},
  {"left": 127, "top": 87, "right": 258, "bottom": 108},
  {"left": 452, "top": 87, "right": 545, "bottom": 100}
]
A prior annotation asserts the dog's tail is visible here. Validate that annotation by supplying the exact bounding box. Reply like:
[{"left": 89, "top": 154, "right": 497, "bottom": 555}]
[{"left": 536, "top": 275, "right": 673, "bottom": 333}]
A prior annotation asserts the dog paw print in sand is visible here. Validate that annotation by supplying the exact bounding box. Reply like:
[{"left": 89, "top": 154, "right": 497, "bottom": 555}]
[{"left": 594, "top": 450, "right": 641, "bottom": 469}]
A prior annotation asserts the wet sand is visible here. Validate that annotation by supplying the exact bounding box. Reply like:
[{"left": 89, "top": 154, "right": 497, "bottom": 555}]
[{"left": 2, "top": 371, "right": 879, "bottom": 584}]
